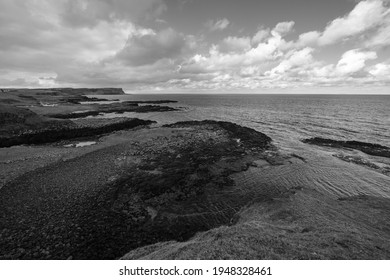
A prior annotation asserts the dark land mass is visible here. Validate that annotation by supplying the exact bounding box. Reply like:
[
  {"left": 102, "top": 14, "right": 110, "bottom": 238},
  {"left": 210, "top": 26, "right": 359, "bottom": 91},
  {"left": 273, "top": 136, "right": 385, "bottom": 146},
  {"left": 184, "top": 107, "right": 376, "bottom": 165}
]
[
  {"left": 302, "top": 137, "right": 390, "bottom": 158},
  {"left": 0, "top": 88, "right": 178, "bottom": 147},
  {"left": 59, "top": 95, "right": 120, "bottom": 104},
  {"left": 0, "top": 88, "right": 125, "bottom": 106},
  {"left": 0, "top": 103, "right": 72, "bottom": 134},
  {"left": 0, "top": 104, "right": 154, "bottom": 147}
]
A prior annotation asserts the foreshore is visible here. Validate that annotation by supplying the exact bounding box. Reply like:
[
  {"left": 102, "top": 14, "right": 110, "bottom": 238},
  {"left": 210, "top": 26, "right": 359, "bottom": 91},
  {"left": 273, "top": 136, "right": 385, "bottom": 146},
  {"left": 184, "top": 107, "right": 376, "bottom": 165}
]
[{"left": 1, "top": 88, "right": 390, "bottom": 260}]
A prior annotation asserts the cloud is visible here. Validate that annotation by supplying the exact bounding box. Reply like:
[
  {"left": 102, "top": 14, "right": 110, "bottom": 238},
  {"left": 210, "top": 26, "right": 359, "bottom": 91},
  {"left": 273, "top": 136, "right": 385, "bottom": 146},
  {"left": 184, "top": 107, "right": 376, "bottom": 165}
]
[
  {"left": 293, "top": 0, "right": 390, "bottom": 49},
  {"left": 181, "top": 20, "right": 299, "bottom": 76},
  {"left": 0, "top": 18, "right": 135, "bottom": 69},
  {"left": 0, "top": 0, "right": 164, "bottom": 71},
  {"left": 252, "top": 29, "right": 270, "bottom": 45},
  {"left": 0, "top": 0, "right": 389, "bottom": 92},
  {"left": 60, "top": 0, "right": 167, "bottom": 27},
  {"left": 0, "top": 0, "right": 173, "bottom": 88},
  {"left": 206, "top": 18, "right": 230, "bottom": 32},
  {"left": 364, "top": 20, "right": 390, "bottom": 48},
  {"left": 115, "top": 28, "right": 187, "bottom": 66},
  {"left": 369, "top": 63, "right": 390, "bottom": 76},
  {"left": 318, "top": 0, "right": 387, "bottom": 45},
  {"left": 218, "top": 36, "right": 251, "bottom": 53},
  {"left": 336, "top": 49, "right": 377, "bottom": 75},
  {"left": 297, "top": 31, "right": 321, "bottom": 47},
  {"left": 266, "top": 47, "right": 314, "bottom": 76},
  {"left": 271, "top": 21, "right": 295, "bottom": 37},
  {"left": 180, "top": 32, "right": 285, "bottom": 75},
  {"left": 265, "top": 49, "right": 378, "bottom": 85}
]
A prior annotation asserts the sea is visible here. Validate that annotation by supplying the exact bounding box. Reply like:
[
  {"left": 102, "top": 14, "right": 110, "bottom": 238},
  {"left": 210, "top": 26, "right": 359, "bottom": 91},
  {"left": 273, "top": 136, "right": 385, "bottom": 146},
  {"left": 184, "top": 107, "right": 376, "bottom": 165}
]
[{"left": 90, "top": 94, "right": 390, "bottom": 199}]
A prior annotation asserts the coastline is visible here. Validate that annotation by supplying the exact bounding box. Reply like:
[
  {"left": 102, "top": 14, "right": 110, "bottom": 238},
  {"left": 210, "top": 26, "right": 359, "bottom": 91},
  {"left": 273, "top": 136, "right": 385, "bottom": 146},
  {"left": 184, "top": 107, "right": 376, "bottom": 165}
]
[{"left": 1, "top": 88, "right": 390, "bottom": 260}]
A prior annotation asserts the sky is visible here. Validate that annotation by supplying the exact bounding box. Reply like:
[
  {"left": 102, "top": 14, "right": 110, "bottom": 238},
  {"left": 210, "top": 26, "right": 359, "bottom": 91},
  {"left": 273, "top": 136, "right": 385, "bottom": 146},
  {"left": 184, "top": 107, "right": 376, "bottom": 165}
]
[{"left": 0, "top": 0, "right": 389, "bottom": 93}]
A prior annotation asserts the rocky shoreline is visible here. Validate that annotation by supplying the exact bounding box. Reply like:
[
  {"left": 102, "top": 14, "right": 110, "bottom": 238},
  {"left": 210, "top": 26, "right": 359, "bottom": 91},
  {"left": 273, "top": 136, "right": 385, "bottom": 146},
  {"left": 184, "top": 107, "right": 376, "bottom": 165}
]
[
  {"left": 0, "top": 120, "right": 278, "bottom": 259},
  {"left": 1, "top": 88, "right": 390, "bottom": 260},
  {"left": 302, "top": 137, "right": 390, "bottom": 158},
  {"left": 0, "top": 117, "right": 155, "bottom": 148}
]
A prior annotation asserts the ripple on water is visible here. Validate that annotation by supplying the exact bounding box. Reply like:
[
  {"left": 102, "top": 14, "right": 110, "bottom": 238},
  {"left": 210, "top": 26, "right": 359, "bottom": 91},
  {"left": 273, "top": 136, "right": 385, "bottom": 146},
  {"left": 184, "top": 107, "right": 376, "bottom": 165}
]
[{"left": 232, "top": 148, "right": 390, "bottom": 200}]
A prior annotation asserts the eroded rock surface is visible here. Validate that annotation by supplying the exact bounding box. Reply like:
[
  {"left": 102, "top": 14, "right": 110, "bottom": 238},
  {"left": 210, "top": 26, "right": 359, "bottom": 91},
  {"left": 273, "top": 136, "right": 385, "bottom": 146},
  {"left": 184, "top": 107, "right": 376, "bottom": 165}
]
[{"left": 0, "top": 121, "right": 278, "bottom": 259}]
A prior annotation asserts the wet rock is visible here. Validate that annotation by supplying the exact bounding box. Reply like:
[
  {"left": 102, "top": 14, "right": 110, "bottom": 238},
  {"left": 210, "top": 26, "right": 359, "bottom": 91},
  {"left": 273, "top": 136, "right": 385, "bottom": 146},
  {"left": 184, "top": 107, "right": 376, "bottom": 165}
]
[{"left": 302, "top": 137, "right": 390, "bottom": 158}]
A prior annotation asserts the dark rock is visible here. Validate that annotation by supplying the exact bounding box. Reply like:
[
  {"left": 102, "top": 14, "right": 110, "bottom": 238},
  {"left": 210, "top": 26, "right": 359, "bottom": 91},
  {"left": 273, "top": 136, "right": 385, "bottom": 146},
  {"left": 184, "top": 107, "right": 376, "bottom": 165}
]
[
  {"left": 164, "top": 120, "right": 272, "bottom": 149},
  {"left": 0, "top": 120, "right": 275, "bottom": 260},
  {"left": 302, "top": 137, "right": 390, "bottom": 158},
  {"left": 0, "top": 117, "right": 155, "bottom": 148}
]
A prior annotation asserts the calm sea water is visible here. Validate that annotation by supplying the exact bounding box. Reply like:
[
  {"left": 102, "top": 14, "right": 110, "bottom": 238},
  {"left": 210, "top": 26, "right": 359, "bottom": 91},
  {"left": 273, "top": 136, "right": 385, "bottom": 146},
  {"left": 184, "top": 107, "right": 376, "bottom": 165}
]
[
  {"left": 92, "top": 94, "right": 390, "bottom": 198},
  {"left": 96, "top": 94, "right": 390, "bottom": 146}
]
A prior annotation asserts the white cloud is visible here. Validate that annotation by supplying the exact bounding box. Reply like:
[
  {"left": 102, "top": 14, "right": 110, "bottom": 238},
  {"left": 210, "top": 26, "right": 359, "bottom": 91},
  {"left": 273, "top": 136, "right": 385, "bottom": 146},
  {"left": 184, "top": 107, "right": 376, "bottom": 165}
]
[
  {"left": 364, "top": 21, "right": 390, "bottom": 48},
  {"left": 266, "top": 47, "right": 314, "bottom": 76},
  {"left": 252, "top": 29, "right": 270, "bottom": 46},
  {"left": 180, "top": 30, "right": 286, "bottom": 75},
  {"left": 206, "top": 18, "right": 230, "bottom": 32},
  {"left": 336, "top": 49, "right": 377, "bottom": 75},
  {"left": 219, "top": 36, "right": 251, "bottom": 53},
  {"left": 271, "top": 21, "right": 295, "bottom": 37},
  {"left": 297, "top": 31, "right": 321, "bottom": 47},
  {"left": 318, "top": 0, "right": 387, "bottom": 45},
  {"left": 369, "top": 63, "right": 390, "bottom": 76}
]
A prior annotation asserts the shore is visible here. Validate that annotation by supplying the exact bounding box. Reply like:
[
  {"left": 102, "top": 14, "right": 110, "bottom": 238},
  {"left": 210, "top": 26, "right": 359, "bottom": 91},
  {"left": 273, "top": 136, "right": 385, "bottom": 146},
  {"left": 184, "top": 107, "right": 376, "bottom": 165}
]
[{"left": 1, "top": 88, "right": 390, "bottom": 259}]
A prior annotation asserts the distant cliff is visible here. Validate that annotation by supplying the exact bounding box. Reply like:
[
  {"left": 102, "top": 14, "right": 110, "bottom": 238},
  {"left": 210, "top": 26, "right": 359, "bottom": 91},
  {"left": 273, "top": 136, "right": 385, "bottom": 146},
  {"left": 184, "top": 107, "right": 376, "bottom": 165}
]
[{"left": 53, "top": 88, "right": 125, "bottom": 95}]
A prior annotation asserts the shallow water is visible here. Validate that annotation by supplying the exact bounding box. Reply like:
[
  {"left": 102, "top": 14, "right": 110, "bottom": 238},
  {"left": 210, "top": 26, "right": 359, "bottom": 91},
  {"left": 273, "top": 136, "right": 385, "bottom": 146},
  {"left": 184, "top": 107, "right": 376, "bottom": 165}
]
[
  {"left": 64, "top": 141, "right": 97, "bottom": 148},
  {"left": 92, "top": 94, "right": 390, "bottom": 198},
  {"left": 80, "top": 101, "right": 122, "bottom": 105}
]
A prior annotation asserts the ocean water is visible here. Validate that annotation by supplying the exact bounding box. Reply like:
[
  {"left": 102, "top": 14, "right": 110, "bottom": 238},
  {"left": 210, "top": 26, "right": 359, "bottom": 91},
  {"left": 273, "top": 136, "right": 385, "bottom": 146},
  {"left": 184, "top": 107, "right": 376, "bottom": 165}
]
[{"left": 92, "top": 94, "right": 390, "bottom": 199}]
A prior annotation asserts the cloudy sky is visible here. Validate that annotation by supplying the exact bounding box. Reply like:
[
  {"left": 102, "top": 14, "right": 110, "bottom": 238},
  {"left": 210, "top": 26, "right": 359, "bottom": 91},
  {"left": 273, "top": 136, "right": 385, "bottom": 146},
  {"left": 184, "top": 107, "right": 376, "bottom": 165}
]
[{"left": 0, "top": 0, "right": 389, "bottom": 93}]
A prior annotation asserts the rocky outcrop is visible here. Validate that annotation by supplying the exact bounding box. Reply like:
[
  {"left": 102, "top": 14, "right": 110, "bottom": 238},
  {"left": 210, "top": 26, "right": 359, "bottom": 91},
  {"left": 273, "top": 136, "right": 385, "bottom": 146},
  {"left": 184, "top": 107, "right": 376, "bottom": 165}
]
[
  {"left": 0, "top": 117, "right": 154, "bottom": 148},
  {"left": 302, "top": 137, "right": 390, "bottom": 158},
  {"left": 0, "top": 120, "right": 275, "bottom": 259}
]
